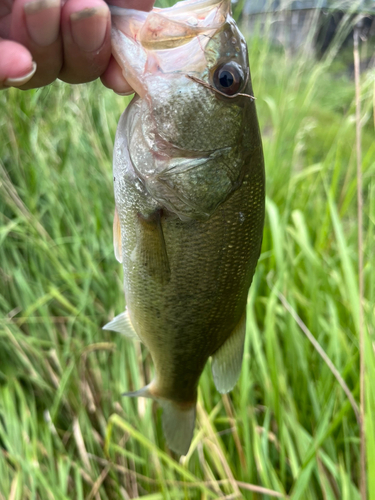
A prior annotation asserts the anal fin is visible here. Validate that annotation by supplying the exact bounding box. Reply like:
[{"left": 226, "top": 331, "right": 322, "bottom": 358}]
[
  {"left": 103, "top": 309, "right": 140, "bottom": 340},
  {"left": 211, "top": 311, "right": 246, "bottom": 394}
]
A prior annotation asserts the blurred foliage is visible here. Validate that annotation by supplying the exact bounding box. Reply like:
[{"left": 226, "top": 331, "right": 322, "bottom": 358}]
[{"left": 0, "top": 4, "right": 374, "bottom": 499}]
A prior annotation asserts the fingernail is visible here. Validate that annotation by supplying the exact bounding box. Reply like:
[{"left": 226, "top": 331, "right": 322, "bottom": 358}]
[
  {"left": 5, "top": 62, "right": 37, "bottom": 87},
  {"left": 116, "top": 90, "right": 135, "bottom": 96},
  {"left": 71, "top": 6, "right": 109, "bottom": 52},
  {"left": 24, "top": 0, "right": 60, "bottom": 47}
]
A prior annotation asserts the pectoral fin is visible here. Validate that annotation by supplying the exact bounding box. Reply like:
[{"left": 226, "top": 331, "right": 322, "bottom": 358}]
[
  {"left": 103, "top": 309, "right": 139, "bottom": 340},
  {"left": 135, "top": 210, "right": 170, "bottom": 285},
  {"left": 211, "top": 311, "right": 246, "bottom": 394},
  {"left": 113, "top": 207, "right": 123, "bottom": 264}
]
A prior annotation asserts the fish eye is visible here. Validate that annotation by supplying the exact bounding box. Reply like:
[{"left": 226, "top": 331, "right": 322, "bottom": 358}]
[{"left": 212, "top": 62, "right": 244, "bottom": 96}]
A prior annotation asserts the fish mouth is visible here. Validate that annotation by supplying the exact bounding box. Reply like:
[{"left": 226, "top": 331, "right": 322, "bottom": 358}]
[{"left": 110, "top": 0, "right": 231, "bottom": 97}]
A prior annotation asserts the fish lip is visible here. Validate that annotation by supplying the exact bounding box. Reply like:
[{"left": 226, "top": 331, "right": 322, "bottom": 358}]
[
  {"left": 109, "top": 0, "right": 230, "bottom": 21},
  {"left": 154, "top": 0, "right": 230, "bottom": 15}
]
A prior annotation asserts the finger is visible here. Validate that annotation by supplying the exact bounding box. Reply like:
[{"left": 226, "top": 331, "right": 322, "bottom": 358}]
[
  {"left": 101, "top": 0, "right": 155, "bottom": 92},
  {"left": 58, "top": 0, "right": 111, "bottom": 84},
  {"left": 0, "top": 39, "right": 37, "bottom": 89},
  {"left": 100, "top": 55, "right": 133, "bottom": 95},
  {"left": 9, "top": 0, "right": 62, "bottom": 89}
]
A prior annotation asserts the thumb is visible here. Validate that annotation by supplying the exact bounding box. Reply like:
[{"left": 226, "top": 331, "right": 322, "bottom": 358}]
[{"left": 0, "top": 38, "right": 36, "bottom": 89}]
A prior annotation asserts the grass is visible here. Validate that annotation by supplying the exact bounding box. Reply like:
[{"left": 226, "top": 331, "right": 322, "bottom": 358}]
[{"left": 0, "top": 7, "right": 374, "bottom": 500}]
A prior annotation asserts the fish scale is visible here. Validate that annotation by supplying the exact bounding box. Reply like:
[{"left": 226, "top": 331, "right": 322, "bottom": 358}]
[{"left": 105, "top": 0, "right": 265, "bottom": 455}]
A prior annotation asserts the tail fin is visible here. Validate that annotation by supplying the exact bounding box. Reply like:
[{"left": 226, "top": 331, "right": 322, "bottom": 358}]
[
  {"left": 122, "top": 384, "right": 196, "bottom": 456},
  {"left": 159, "top": 399, "right": 196, "bottom": 456}
]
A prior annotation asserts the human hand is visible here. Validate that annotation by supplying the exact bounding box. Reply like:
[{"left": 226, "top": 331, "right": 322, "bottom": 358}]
[{"left": 0, "top": 0, "right": 155, "bottom": 91}]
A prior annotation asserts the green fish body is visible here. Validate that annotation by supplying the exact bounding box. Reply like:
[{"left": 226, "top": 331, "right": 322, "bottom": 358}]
[{"left": 105, "top": 0, "right": 265, "bottom": 455}]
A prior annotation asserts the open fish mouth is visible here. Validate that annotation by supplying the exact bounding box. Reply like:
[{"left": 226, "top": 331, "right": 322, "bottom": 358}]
[{"left": 109, "top": 0, "right": 237, "bottom": 97}]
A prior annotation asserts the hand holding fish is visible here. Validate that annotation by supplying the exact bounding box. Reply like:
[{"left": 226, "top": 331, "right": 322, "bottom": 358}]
[{"left": 0, "top": 0, "right": 154, "bottom": 90}]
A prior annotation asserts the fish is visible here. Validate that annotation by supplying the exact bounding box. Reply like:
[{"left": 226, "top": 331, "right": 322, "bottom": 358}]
[{"left": 103, "top": 0, "right": 265, "bottom": 456}]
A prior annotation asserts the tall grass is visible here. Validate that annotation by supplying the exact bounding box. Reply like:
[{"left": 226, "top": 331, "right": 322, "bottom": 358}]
[{"left": 0, "top": 5, "right": 374, "bottom": 499}]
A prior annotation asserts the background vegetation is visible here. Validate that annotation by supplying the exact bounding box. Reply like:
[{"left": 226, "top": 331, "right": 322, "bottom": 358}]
[{"left": 0, "top": 3, "right": 374, "bottom": 499}]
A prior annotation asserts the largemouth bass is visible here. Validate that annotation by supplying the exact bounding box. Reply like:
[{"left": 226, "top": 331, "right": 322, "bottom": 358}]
[{"left": 104, "top": 0, "right": 265, "bottom": 455}]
